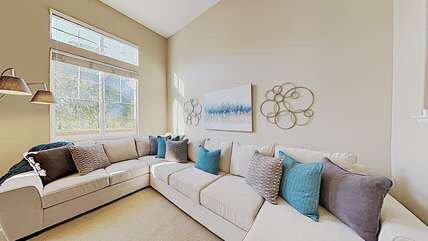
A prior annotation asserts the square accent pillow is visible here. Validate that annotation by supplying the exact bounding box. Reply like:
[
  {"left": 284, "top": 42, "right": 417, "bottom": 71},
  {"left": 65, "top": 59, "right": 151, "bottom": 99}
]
[
  {"left": 246, "top": 151, "right": 283, "bottom": 204},
  {"left": 278, "top": 151, "right": 324, "bottom": 221},
  {"left": 196, "top": 146, "right": 221, "bottom": 175},
  {"left": 320, "top": 158, "right": 393, "bottom": 241},
  {"left": 149, "top": 136, "right": 158, "bottom": 155},
  {"left": 230, "top": 142, "right": 275, "bottom": 177},
  {"left": 165, "top": 139, "right": 189, "bottom": 162},
  {"left": 68, "top": 144, "right": 111, "bottom": 175},
  {"left": 156, "top": 136, "right": 171, "bottom": 158},
  {"left": 32, "top": 145, "right": 77, "bottom": 185}
]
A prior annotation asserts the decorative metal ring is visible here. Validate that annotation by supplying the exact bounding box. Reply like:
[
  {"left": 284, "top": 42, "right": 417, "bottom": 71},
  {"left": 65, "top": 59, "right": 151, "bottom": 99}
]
[
  {"left": 260, "top": 83, "right": 315, "bottom": 130},
  {"left": 183, "top": 98, "right": 202, "bottom": 127}
]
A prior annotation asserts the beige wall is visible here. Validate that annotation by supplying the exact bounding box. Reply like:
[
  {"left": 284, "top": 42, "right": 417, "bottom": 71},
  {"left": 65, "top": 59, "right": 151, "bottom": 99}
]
[
  {"left": 392, "top": 0, "right": 428, "bottom": 224},
  {"left": 168, "top": 0, "right": 393, "bottom": 177},
  {"left": 0, "top": 0, "right": 167, "bottom": 174}
]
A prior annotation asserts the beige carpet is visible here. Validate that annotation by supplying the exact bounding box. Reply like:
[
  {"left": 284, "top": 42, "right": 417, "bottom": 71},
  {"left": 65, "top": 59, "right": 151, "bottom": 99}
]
[{"left": 27, "top": 188, "right": 222, "bottom": 241}]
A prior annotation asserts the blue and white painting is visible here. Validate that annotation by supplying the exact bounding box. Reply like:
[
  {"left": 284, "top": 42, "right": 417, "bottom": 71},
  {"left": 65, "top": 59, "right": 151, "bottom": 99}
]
[{"left": 203, "top": 85, "right": 253, "bottom": 132}]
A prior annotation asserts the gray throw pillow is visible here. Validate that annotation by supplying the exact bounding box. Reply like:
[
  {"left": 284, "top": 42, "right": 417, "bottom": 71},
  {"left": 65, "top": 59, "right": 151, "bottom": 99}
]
[
  {"left": 320, "top": 158, "right": 393, "bottom": 241},
  {"left": 246, "top": 151, "right": 283, "bottom": 204},
  {"left": 149, "top": 136, "right": 158, "bottom": 155},
  {"left": 68, "top": 145, "right": 111, "bottom": 175},
  {"left": 165, "top": 139, "right": 189, "bottom": 163}
]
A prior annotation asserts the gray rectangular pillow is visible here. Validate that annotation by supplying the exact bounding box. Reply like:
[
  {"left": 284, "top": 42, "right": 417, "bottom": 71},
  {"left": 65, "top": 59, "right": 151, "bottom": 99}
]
[
  {"left": 165, "top": 139, "right": 188, "bottom": 163},
  {"left": 246, "top": 151, "right": 283, "bottom": 204},
  {"left": 99, "top": 138, "right": 138, "bottom": 163},
  {"left": 320, "top": 158, "right": 393, "bottom": 241}
]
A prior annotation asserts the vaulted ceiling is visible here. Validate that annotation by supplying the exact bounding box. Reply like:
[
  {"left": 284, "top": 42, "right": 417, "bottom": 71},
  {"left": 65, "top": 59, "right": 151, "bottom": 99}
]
[{"left": 101, "top": 0, "right": 220, "bottom": 38}]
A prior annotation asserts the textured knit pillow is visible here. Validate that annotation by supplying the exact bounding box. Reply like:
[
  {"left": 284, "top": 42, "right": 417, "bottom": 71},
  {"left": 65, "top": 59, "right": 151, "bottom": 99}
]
[
  {"left": 165, "top": 139, "right": 189, "bottom": 162},
  {"left": 196, "top": 146, "right": 221, "bottom": 175},
  {"left": 149, "top": 136, "right": 158, "bottom": 155},
  {"left": 278, "top": 151, "right": 324, "bottom": 221},
  {"left": 68, "top": 145, "right": 111, "bottom": 175},
  {"left": 156, "top": 136, "right": 171, "bottom": 158},
  {"left": 32, "top": 145, "right": 77, "bottom": 185},
  {"left": 246, "top": 151, "right": 283, "bottom": 204},
  {"left": 320, "top": 158, "right": 393, "bottom": 241}
]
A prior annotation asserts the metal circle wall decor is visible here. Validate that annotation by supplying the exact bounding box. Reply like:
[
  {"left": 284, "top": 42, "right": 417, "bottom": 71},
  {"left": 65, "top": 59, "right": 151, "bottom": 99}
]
[
  {"left": 183, "top": 98, "right": 202, "bottom": 127},
  {"left": 260, "top": 82, "right": 315, "bottom": 130}
]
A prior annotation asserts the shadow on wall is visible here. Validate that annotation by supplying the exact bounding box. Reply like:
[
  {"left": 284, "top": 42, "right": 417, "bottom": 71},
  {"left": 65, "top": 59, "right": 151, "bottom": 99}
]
[{"left": 172, "top": 73, "right": 185, "bottom": 135}]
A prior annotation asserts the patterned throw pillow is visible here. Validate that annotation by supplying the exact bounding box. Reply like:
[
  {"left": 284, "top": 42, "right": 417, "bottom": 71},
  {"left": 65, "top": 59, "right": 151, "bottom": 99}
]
[
  {"left": 165, "top": 139, "right": 189, "bottom": 162},
  {"left": 68, "top": 145, "right": 111, "bottom": 175},
  {"left": 278, "top": 151, "right": 324, "bottom": 221},
  {"left": 246, "top": 151, "right": 283, "bottom": 204}
]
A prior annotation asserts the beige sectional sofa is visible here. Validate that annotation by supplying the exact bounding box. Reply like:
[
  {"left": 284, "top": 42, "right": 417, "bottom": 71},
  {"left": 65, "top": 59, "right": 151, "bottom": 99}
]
[{"left": 0, "top": 137, "right": 427, "bottom": 241}]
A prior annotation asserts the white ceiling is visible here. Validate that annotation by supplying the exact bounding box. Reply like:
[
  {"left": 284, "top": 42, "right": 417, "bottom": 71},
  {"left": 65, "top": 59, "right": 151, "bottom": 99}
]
[{"left": 101, "top": 0, "right": 220, "bottom": 38}]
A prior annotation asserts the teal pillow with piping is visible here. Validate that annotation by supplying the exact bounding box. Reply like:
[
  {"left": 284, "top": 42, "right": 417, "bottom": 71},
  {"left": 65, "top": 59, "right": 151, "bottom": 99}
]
[
  {"left": 156, "top": 136, "right": 170, "bottom": 158},
  {"left": 196, "top": 146, "right": 221, "bottom": 175},
  {"left": 278, "top": 151, "right": 324, "bottom": 221}
]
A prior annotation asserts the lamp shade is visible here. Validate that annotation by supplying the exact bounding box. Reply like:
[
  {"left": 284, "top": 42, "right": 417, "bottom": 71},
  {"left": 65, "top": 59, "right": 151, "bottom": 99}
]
[
  {"left": 30, "top": 90, "right": 56, "bottom": 104},
  {"left": 0, "top": 75, "right": 32, "bottom": 95}
]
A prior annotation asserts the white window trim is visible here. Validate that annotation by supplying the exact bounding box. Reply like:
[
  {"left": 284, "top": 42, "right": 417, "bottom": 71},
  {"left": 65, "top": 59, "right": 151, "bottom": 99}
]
[
  {"left": 50, "top": 9, "right": 139, "bottom": 66},
  {"left": 49, "top": 10, "right": 140, "bottom": 142}
]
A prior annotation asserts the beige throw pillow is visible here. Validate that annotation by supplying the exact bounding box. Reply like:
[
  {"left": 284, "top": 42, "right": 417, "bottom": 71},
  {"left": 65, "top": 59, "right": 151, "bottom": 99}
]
[{"left": 68, "top": 145, "right": 111, "bottom": 175}]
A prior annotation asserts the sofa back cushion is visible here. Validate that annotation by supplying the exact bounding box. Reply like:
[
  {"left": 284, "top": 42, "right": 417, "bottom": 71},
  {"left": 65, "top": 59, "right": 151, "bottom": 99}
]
[
  {"left": 32, "top": 146, "right": 77, "bottom": 185},
  {"left": 275, "top": 145, "right": 357, "bottom": 171},
  {"left": 204, "top": 139, "right": 233, "bottom": 173},
  {"left": 134, "top": 136, "right": 151, "bottom": 157},
  {"left": 231, "top": 142, "right": 275, "bottom": 177},
  {"left": 187, "top": 137, "right": 206, "bottom": 162},
  {"left": 98, "top": 138, "right": 138, "bottom": 163}
]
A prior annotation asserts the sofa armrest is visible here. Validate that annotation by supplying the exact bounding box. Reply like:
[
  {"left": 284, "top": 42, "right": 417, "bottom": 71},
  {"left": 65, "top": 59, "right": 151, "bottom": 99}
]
[
  {"left": 379, "top": 195, "right": 428, "bottom": 241},
  {"left": 0, "top": 172, "right": 43, "bottom": 241}
]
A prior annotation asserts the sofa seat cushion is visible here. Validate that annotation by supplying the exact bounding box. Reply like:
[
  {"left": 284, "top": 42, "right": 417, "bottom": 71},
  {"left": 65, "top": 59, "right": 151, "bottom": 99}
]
[
  {"left": 169, "top": 167, "right": 224, "bottom": 203},
  {"left": 200, "top": 175, "right": 264, "bottom": 231},
  {"left": 42, "top": 169, "right": 109, "bottom": 208},
  {"left": 138, "top": 155, "right": 165, "bottom": 166},
  {"left": 105, "top": 159, "right": 150, "bottom": 185},
  {"left": 244, "top": 197, "right": 363, "bottom": 241},
  {"left": 150, "top": 162, "right": 193, "bottom": 184}
]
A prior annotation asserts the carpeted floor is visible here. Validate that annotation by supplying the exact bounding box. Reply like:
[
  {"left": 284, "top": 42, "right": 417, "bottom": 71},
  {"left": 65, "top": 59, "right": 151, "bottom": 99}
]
[{"left": 25, "top": 188, "right": 222, "bottom": 241}]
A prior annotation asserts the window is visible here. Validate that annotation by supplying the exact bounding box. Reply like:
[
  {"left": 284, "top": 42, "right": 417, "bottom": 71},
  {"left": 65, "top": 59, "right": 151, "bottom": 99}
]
[
  {"left": 51, "top": 51, "right": 138, "bottom": 139},
  {"left": 50, "top": 11, "right": 139, "bottom": 66},
  {"left": 49, "top": 10, "right": 139, "bottom": 140}
]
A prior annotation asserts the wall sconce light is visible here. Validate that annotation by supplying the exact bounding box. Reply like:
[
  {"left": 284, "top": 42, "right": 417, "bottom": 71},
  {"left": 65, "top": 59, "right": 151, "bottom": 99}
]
[{"left": 0, "top": 68, "right": 56, "bottom": 105}]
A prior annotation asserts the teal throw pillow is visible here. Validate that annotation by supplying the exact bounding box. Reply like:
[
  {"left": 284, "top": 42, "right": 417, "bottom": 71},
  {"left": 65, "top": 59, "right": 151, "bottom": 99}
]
[
  {"left": 156, "top": 136, "right": 171, "bottom": 158},
  {"left": 196, "top": 146, "right": 221, "bottom": 175},
  {"left": 278, "top": 151, "right": 324, "bottom": 221}
]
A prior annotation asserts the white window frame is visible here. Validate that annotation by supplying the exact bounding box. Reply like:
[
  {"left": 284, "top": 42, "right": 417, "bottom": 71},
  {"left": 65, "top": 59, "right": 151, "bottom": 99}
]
[{"left": 49, "top": 9, "right": 140, "bottom": 141}]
